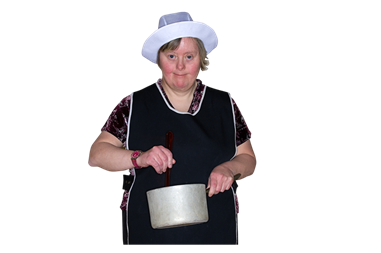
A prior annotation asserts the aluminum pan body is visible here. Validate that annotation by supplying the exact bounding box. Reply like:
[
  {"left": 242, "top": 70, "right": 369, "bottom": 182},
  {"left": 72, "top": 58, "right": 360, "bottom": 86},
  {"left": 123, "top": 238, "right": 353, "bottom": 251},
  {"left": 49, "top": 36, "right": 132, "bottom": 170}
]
[{"left": 146, "top": 184, "right": 209, "bottom": 229}]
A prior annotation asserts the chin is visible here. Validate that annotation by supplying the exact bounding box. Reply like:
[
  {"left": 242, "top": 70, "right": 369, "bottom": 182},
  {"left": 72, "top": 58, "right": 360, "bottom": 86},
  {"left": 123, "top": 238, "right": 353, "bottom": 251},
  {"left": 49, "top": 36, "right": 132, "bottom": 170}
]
[{"left": 163, "top": 76, "right": 196, "bottom": 91}]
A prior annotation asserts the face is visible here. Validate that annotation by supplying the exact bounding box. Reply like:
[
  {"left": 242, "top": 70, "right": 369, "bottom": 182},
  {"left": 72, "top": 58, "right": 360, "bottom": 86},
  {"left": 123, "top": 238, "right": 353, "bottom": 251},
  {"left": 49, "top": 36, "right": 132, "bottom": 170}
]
[{"left": 159, "top": 37, "right": 201, "bottom": 92}]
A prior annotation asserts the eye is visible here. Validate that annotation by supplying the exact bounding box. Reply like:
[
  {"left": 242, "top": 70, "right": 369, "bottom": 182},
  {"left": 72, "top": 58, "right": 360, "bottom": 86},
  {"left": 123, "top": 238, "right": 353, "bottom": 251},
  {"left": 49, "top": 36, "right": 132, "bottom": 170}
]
[
  {"left": 168, "top": 54, "right": 175, "bottom": 59},
  {"left": 186, "top": 55, "right": 193, "bottom": 60}
]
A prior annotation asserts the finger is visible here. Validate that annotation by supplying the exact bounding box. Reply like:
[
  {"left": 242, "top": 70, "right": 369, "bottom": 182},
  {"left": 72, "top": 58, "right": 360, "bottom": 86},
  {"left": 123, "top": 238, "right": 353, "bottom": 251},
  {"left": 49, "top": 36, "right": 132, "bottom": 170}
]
[
  {"left": 159, "top": 150, "right": 170, "bottom": 172},
  {"left": 152, "top": 155, "right": 166, "bottom": 174},
  {"left": 224, "top": 182, "right": 231, "bottom": 191},
  {"left": 215, "top": 175, "right": 233, "bottom": 195},
  {"left": 159, "top": 146, "right": 174, "bottom": 169},
  {"left": 165, "top": 149, "right": 174, "bottom": 169},
  {"left": 215, "top": 178, "right": 222, "bottom": 193},
  {"left": 221, "top": 176, "right": 233, "bottom": 192},
  {"left": 151, "top": 159, "right": 163, "bottom": 174},
  {"left": 207, "top": 176, "right": 211, "bottom": 190},
  {"left": 226, "top": 176, "right": 234, "bottom": 190},
  {"left": 208, "top": 177, "right": 217, "bottom": 197},
  {"left": 167, "top": 153, "right": 173, "bottom": 169},
  {"left": 160, "top": 146, "right": 173, "bottom": 172},
  {"left": 215, "top": 173, "right": 228, "bottom": 194},
  {"left": 219, "top": 180, "right": 226, "bottom": 193},
  {"left": 153, "top": 148, "right": 169, "bottom": 173}
]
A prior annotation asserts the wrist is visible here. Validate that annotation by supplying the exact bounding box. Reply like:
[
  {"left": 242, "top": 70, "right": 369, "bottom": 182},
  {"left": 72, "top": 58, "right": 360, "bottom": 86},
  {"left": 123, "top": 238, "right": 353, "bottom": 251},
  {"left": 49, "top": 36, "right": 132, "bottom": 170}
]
[
  {"left": 219, "top": 161, "right": 234, "bottom": 173},
  {"left": 136, "top": 152, "right": 144, "bottom": 168},
  {"left": 131, "top": 150, "right": 142, "bottom": 169}
]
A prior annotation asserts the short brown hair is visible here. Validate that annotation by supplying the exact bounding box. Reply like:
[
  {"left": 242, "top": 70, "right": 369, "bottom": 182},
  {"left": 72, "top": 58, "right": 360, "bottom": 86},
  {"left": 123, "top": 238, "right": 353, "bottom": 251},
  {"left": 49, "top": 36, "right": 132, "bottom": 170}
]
[{"left": 156, "top": 37, "right": 209, "bottom": 71}]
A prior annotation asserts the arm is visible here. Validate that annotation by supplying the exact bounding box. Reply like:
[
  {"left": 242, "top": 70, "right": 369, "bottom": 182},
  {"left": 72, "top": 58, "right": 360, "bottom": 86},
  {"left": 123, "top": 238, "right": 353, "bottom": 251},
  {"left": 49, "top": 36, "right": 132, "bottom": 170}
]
[
  {"left": 88, "top": 131, "right": 133, "bottom": 171},
  {"left": 88, "top": 131, "right": 175, "bottom": 173},
  {"left": 207, "top": 139, "right": 256, "bottom": 197},
  {"left": 218, "top": 139, "right": 256, "bottom": 179}
]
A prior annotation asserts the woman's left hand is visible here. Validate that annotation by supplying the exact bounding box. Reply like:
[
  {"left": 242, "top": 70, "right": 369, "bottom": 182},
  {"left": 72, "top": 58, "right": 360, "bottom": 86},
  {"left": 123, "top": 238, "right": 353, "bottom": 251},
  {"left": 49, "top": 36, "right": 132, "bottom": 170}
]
[{"left": 206, "top": 165, "right": 235, "bottom": 197}]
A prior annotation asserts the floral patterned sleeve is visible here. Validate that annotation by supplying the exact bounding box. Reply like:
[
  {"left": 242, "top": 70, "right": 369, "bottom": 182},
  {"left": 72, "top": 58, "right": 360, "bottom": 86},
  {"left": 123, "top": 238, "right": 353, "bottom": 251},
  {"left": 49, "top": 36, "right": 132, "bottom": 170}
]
[
  {"left": 231, "top": 98, "right": 251, "bottom": 146},
  {"left": 101, "top": 95, "right": 131, "bottom": 148}
]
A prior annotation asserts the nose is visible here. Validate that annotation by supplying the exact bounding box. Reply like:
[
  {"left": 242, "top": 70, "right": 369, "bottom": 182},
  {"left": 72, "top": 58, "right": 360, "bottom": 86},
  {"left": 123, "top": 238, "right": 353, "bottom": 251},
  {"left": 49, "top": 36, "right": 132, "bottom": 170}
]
[{"left": 176, "top": 58, "right": 185, "bottom": 70}]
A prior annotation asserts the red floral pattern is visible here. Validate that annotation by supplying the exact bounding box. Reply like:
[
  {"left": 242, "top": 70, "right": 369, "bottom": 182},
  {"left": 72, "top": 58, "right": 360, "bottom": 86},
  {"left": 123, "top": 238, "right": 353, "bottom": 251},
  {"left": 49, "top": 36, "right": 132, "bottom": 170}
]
[{"left": 120, "top": 191, "right": 129, "bottom": 210}]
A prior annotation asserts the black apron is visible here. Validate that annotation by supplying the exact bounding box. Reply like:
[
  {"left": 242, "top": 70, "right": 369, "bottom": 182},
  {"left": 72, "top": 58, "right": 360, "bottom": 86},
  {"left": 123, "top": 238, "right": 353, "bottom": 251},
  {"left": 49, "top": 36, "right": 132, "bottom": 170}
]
[{"left": 125, "top": 83, "right": 237, "bottom": 244}]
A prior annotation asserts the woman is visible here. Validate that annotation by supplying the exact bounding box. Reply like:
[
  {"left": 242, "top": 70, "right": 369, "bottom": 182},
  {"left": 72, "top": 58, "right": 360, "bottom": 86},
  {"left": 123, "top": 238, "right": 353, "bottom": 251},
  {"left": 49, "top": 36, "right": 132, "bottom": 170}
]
[{"left": 89, "top": 12, "right": 256, "bottom": 244}]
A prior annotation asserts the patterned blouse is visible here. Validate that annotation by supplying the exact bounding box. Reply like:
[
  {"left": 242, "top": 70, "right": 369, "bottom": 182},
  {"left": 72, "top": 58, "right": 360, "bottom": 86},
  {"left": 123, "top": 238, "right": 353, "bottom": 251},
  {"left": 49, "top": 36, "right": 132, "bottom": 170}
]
[{"left": 102, "top": 79, "right": 250, "bottom": 213}]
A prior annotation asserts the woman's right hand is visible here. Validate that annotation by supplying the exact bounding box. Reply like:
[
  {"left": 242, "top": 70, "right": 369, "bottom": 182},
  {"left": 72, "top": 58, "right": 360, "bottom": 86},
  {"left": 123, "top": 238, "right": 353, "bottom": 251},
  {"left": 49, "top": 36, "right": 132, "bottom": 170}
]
[{"left": 137, "top": 146, "right": 176, "bottom": 174}]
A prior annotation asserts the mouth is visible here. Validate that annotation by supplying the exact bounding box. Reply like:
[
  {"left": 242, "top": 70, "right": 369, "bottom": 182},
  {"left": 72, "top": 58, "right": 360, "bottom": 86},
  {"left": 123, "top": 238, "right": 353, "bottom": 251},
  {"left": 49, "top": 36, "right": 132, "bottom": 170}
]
[{"left": 173, "top": 73, "right": 187, "bottom": 77}]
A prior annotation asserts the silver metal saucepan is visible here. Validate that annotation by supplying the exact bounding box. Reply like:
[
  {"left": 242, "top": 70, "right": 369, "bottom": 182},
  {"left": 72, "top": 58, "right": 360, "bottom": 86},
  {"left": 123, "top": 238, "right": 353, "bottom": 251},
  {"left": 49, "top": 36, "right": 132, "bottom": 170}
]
[
  {"left": 146, "top": 173, "right": 241, "bottom": 229},
  {"left": 146, "top": 183, "right": 209, "bottom": 229}
]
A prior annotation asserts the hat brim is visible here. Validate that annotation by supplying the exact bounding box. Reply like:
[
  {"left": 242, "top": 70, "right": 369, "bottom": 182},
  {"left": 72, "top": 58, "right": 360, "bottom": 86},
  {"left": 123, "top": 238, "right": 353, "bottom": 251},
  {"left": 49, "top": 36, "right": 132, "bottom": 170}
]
[{"left": 142, "top": 21, "right": 218, "bottom": 63}]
